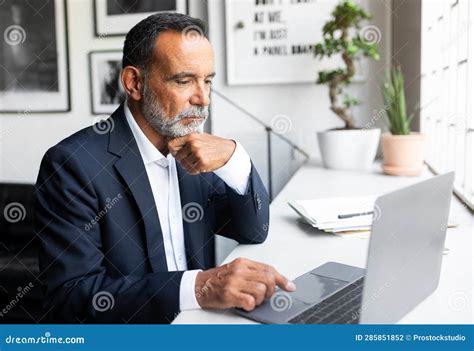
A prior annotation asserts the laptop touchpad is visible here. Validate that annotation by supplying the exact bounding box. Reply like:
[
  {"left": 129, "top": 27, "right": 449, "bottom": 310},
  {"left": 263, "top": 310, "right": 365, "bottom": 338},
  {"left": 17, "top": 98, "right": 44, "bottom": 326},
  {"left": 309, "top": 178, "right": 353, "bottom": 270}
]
[{"left": 290, "top": 273, "right": 347, "bottom": 305}]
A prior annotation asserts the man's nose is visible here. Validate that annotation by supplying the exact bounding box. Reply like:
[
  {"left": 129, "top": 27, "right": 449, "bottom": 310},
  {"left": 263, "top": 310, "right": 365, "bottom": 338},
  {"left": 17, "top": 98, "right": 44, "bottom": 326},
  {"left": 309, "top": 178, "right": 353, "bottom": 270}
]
[{"left": 190, "top": 83, "right": 210, "bottom": 107}]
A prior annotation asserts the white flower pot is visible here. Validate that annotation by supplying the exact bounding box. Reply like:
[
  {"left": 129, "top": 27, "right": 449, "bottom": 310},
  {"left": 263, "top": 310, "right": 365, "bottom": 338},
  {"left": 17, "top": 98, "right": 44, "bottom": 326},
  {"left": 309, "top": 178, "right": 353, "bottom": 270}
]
[{"left": 316, "top": 129, "right": 381, "bottom": 171}]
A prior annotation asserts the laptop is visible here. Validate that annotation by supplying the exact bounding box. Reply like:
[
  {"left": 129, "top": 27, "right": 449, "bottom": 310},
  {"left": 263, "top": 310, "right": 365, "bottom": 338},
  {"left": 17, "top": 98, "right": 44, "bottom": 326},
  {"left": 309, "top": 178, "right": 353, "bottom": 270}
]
[{"left": 235, "top": 172, "right": 454, "bottom": 324}]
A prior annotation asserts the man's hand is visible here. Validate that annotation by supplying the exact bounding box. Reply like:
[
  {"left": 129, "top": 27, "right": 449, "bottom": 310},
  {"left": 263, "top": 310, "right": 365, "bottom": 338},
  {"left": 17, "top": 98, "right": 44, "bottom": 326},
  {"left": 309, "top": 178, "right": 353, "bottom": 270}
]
[
  {"left": 167, "top": 133, "right": 236, "bottom": 175},
  {"left": 194, "top": 258, "right": 296, "bottom": 311}
]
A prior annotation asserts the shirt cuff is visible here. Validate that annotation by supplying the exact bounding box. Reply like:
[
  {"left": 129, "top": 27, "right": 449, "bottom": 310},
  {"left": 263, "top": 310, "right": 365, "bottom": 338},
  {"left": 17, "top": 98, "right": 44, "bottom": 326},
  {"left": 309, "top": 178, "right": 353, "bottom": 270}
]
[
  {"left": 179, "top": 269, "right": 202, "bottom": 311},
  {"left": 213, "top": 141, "right": 251, "bottom": 195}
]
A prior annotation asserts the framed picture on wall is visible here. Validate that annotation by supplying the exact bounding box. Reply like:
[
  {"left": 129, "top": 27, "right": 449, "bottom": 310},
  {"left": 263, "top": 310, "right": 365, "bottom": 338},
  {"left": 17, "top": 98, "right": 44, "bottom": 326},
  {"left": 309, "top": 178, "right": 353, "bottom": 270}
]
[
  {"left": 0, "top": 0, "right": 70, "bottom": 112},
  {"left": 89, "top": 51, "right": 126, "bottom": 115},
  {"left": 224, "top": 0, "right": 370, "bottom": 85},
  {"left": 94, "top": 0, "right": 188, "bottom": 37}
]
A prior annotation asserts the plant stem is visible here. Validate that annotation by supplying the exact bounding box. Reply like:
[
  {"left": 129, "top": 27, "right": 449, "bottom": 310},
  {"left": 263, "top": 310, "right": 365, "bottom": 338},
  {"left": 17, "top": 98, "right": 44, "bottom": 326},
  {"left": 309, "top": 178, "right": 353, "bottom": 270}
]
[{"left": 329, "top": 28, "right": 356, "bottom": 129}]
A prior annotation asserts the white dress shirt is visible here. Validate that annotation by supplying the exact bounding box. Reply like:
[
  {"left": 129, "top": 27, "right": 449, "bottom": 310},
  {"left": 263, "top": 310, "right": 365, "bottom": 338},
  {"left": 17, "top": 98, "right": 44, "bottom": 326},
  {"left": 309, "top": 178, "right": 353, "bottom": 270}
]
[{"left": 124, "top": 103, "right": 251, "bottom": 310}]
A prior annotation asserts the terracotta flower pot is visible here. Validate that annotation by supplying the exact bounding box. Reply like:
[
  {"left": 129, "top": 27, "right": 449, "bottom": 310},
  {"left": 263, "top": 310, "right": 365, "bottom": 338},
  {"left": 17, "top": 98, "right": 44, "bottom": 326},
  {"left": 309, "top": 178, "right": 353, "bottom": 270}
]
[{"left": 381, "top": 132, "right": 424, "bottom": 176}]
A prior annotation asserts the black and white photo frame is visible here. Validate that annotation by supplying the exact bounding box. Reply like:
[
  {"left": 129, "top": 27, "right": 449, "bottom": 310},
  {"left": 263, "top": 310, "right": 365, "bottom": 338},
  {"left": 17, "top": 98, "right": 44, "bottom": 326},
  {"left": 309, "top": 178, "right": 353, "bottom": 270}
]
[
  {"left": 89, "top": 50, "right": 126, "bottom": 115},
  {"left": 0, "top": 0, "right": 70, "bottom": 112},
  {"left": 94, "top": 0, "right": 188, "bottom": 37}
]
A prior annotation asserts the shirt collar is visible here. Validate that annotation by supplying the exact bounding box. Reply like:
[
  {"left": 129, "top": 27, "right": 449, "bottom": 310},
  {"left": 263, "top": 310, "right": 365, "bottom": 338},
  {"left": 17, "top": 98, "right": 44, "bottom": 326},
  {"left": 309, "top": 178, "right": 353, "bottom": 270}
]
[{"left": 124, "top": 102, "right": 170, "bottom": 167}]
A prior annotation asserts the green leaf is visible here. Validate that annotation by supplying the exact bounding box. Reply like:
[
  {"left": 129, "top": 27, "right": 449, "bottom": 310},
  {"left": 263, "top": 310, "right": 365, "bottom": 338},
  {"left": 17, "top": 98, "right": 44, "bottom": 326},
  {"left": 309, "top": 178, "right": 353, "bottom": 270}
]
[
  {"left": 314, "top": 1, "right": 381, "bottom": 127},
  {"left": 380, "top": 66, "right": 417, "bottom": 135}
]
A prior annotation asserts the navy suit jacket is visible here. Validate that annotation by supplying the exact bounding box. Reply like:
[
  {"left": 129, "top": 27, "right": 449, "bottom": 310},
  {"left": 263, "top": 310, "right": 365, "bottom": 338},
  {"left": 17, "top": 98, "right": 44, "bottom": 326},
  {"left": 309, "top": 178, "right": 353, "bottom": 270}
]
[{"left": 34, "top": 104, "right": 270, "bottom": 323}]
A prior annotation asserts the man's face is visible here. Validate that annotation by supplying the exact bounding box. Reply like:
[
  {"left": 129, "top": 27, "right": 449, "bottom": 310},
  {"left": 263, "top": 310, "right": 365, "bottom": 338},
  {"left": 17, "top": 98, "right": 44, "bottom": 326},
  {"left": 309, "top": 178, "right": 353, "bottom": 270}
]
[{"left": 139, "top": 30, "right": 215, "bottom": 137}]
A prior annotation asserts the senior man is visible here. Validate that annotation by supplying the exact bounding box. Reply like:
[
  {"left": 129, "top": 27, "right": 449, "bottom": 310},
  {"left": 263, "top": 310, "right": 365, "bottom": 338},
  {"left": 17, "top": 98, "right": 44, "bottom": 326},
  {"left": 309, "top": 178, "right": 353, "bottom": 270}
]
[{"left": 35, "top": 13, "right": 295, "bottom": 323}]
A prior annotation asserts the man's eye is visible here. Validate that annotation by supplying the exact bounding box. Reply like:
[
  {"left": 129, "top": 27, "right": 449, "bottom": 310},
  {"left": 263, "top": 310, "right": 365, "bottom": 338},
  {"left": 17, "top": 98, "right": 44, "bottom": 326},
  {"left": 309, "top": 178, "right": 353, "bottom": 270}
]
[
  {"left": 205, "top": 80, "right": 213, "bottom": 85},
  {"left": 176, "top": 80, "right": 190, "bottom": 85}
]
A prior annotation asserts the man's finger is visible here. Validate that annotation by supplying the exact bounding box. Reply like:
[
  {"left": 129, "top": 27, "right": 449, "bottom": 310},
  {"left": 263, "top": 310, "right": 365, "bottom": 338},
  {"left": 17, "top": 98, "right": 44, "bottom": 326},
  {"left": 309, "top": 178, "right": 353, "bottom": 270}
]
[
  {"left": 234, "top": 292, "right": 256, "bottom": 311},
  {"left": 168, "top": 144, "right": 185, "bottom": 157},
  {"left": 273, "top": 270, "right": 296, "bottom": 292},
  {"left": 181, "top": 150, "right": 199, "bottom": 164},
  {"left": 245, "top": 260, "right": 296, "bottom": 292},
  {"left": 242, "top": 269, "right": 275, "bottom": 299},
  {"left": 167, "top": 135, "right": 190, "bottom": 153},
  {"left": 173, "top": 144, "right": 193, "bottom": 162},
  {"left": 175, "top": 148, "right": 200, "bottom": 171},
  {"left": 240, "top": 281, "right": 267, "bottom": 306}
]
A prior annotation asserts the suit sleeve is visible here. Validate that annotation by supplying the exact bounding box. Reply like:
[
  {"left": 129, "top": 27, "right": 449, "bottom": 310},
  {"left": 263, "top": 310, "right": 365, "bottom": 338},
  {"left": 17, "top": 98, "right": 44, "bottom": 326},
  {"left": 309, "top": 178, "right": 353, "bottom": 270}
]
[
  {"left": 210, "top": 161, "right": 270, "bottom": 244},
  {"left": 35, "top": 145, "right": 183, "bottom": 323}
]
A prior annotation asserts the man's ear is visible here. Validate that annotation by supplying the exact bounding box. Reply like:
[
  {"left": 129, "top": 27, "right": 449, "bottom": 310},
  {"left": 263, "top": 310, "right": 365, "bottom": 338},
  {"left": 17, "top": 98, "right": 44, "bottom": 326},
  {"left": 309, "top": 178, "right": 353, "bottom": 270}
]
[{"left": 121, "top": 66, "right": 143, "bottom": 102}]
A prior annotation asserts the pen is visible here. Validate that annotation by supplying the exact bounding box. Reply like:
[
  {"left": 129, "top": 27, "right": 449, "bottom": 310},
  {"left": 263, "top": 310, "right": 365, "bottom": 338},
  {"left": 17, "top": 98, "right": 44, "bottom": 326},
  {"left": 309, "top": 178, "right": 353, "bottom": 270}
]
[{"left": 338, "top": 211, "right": 374, "bottom": 219}]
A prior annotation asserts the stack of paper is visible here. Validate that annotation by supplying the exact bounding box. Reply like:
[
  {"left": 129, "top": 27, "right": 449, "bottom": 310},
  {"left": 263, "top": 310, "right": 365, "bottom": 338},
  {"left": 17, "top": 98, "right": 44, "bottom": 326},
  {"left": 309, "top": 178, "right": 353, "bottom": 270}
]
[{"left": 288, "top": 195, "right": 377, "bottom": 234}]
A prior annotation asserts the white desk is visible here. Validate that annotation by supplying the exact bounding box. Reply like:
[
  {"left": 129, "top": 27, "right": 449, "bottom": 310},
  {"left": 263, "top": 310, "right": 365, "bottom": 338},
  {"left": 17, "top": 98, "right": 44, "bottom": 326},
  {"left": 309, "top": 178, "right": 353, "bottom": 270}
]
[{"left": 173, "top": 161, "right": 473, "bottom": 324}]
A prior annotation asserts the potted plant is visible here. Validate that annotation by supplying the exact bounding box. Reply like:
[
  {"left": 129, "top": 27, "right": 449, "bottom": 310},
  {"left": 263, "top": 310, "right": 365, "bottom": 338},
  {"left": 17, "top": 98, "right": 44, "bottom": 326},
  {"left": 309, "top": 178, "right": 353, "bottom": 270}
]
[
  {"left": 314, "top": 0, "right": 381, "bottom": 170},
  {"left": 380, "top": 66, "right": 424, "bottom": 176}
]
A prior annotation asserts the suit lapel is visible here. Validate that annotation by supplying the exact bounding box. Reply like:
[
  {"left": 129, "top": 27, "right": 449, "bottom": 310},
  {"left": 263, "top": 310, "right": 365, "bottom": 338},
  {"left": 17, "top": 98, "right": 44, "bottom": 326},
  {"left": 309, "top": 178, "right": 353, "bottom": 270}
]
[
  {"left": 176, "top": 162, "right": 207, "bottom": 270},
  {"left": 108, "top": 104, "right": 168, "bottom": 273}
]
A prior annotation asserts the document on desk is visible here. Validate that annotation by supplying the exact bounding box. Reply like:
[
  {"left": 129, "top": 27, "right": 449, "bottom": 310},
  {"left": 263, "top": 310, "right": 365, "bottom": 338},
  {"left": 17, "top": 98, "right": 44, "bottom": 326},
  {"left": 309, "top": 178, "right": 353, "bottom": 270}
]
[{"left": 288, "top": 195, "right": 377, "bottom": 235}]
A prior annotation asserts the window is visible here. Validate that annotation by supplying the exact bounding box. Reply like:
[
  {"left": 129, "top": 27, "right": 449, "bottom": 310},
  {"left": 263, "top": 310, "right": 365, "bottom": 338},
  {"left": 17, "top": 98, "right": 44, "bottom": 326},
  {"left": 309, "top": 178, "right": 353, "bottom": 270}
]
[{"left": 421, "top": 0, "right": 473, "bottom": 209}]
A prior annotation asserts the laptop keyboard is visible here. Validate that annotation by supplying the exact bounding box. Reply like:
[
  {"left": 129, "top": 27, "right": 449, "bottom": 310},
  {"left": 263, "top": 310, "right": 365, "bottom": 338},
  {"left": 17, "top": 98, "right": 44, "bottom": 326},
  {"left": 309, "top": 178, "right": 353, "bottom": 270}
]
[{"left": 289, "top": 277, "right": 365, "bottom": 324}]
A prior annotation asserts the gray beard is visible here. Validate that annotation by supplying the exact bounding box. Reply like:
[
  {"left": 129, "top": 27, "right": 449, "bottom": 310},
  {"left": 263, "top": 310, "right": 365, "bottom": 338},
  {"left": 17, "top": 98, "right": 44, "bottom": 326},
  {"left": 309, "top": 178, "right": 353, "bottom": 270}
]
[{"left": 140, "top": 82, "right": 209, "bottom": 138}]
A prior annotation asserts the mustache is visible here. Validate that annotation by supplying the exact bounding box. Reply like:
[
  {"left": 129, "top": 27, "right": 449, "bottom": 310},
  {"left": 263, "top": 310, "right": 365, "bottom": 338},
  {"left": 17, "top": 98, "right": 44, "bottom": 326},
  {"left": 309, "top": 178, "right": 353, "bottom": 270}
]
[{"left": 173, "top": 106, "right": 209, "bottom": 122}]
